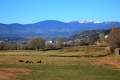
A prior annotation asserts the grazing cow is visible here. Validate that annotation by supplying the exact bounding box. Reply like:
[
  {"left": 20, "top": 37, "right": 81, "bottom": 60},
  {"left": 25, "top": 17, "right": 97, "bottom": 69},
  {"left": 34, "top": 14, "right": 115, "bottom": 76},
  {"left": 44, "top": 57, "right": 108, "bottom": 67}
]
[
  {"left": 25, "top": 60, "right": 33, "bottom": 63},
  {"left": 18, "top": 60, "right": 24, "bottom": 62},
  {"left": 37, "top": 60, "right": 42, "bottom": 63}
]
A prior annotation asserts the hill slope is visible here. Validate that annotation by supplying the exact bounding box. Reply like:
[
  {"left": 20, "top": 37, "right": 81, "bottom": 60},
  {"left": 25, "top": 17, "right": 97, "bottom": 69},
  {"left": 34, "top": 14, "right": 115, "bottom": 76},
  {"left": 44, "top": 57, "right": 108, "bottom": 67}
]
[{"left": 0, "top": 20, "right": 120, "bottom": 40}]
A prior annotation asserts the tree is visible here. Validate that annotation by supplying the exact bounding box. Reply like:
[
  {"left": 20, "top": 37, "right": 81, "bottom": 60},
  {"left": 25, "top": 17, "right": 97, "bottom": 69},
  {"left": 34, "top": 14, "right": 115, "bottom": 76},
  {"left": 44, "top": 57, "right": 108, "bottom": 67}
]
[
  {"left": 0, "top": 41, "right": 18, "bottom": 50},
  {"left": 27, "top": 37, "right": 45, "bottom": 50},
  {"left": 55, "top": 38, "right": 64, "bottom": 49},
  {"left": 108, "top": 28, "right": 120, "bottom": 47},
  {"left": 107, "top": 28, "right": 120, "bottom": 53},
  {"left": 0, "top": 41, "right": 5, "bottom": 50}
]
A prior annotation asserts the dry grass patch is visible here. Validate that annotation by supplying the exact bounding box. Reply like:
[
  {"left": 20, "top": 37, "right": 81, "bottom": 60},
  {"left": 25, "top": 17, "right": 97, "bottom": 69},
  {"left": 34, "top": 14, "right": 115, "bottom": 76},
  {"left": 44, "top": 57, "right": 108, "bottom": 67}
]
[
  {"left": 93, "top": 56, "right": 120, "bottom": 69},
  {"left": 0, "top": 68, "right": 31, "bottom": 80}
]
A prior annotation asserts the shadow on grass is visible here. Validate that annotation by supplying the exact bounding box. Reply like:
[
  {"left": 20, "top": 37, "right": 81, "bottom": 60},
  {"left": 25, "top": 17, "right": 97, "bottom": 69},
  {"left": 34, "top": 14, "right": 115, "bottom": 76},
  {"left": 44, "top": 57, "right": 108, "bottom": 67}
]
[{"left": 49, "top": 54, "right": 109, "bottom": 58}]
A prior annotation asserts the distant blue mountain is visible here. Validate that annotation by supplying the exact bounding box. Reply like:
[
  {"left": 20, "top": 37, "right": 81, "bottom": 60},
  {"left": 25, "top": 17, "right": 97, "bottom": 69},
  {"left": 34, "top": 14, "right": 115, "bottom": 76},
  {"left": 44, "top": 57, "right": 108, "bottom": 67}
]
[{"left": 0, "top": 20, "right": 120, "bottom": 40}]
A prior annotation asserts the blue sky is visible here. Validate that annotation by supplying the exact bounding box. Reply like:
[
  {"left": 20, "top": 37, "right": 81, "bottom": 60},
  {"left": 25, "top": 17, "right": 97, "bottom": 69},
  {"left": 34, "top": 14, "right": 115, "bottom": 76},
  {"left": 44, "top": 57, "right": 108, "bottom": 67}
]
[{"left": 0, "top": 0, "right": 120, "bottom": 24}]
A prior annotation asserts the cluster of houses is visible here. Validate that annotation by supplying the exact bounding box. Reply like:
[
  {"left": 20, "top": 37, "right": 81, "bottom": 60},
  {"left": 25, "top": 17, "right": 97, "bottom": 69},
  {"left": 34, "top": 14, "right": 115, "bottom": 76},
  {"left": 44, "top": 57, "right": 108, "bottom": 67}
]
[
  {"left": 45, "top": 28, "right": 120, "bottom": 55},
  {"left": 45, "top": 30, "right": 109, "bottom": 48}
]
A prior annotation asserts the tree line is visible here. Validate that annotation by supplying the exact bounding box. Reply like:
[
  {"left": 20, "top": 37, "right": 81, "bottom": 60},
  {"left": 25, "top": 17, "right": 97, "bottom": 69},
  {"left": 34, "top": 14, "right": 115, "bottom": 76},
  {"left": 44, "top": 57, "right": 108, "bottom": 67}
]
[{"left": 0, "top": 37, "right": 64, "bottom": 50}]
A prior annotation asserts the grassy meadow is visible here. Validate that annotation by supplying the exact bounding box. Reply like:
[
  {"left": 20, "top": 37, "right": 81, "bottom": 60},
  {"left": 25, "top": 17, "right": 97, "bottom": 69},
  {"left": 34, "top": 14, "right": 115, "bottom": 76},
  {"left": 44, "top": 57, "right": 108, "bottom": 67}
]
[{"left": 0, "top": 46, "right": 120, "bottom": 80}]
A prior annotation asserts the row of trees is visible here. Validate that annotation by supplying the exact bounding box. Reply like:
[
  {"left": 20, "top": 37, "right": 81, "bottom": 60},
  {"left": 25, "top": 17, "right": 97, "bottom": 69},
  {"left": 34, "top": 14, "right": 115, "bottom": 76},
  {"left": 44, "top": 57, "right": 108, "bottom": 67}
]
[{"left": 0, "top": 37, "right": 64, "bottom": 50}]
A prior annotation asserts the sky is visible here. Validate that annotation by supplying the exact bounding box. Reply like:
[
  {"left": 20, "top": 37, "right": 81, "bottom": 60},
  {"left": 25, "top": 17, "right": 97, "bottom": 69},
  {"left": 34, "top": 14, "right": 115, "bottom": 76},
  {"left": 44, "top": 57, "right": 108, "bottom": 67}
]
[{"left": 0, "top": 0, "right": 120, "bottom": 24}]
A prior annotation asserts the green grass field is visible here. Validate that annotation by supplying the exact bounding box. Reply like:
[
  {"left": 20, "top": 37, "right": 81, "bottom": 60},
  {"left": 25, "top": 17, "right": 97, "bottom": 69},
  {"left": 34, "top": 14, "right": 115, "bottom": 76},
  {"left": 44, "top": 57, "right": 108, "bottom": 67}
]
[{"left": 0, "top": 46, "right": 120, "bottom": 80}]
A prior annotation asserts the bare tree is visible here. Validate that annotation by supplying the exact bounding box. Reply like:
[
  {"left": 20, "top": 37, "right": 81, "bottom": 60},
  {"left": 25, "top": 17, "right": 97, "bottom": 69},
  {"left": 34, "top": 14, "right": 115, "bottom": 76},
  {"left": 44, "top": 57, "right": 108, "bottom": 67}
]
[
  {"left": 107, "top": 28, "right": 120, "bottom": 53},
  {"left": 0, "top": 41, "right": 5, "bottom": 50},
  {"left": 27, "top": 37, "right": 45, "bottom": 50},
  {"left": 55, "top": 38, "right": 64, "bottom": 49}
]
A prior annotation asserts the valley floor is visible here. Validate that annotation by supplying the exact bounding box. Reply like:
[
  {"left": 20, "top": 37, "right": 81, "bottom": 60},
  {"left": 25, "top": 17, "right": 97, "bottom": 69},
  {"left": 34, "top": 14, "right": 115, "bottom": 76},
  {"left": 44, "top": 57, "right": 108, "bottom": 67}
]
[{"left": 0, "top": 46, "right": 120, "bottom": 80}]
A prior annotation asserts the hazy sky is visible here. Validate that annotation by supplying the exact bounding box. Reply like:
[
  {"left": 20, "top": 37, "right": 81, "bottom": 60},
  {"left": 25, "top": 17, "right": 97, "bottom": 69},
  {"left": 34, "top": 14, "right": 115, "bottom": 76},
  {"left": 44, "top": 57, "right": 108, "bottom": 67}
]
[{"left": 0, "top": 0, "right": 120, "bottom": 24}]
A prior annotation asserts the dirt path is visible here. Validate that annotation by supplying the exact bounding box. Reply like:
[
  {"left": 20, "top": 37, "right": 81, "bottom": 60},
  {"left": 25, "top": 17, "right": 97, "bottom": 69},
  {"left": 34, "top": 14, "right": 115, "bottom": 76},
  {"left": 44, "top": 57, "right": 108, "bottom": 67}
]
[{"left": 0, "top": 68, "right": 31, "bottom": 80}]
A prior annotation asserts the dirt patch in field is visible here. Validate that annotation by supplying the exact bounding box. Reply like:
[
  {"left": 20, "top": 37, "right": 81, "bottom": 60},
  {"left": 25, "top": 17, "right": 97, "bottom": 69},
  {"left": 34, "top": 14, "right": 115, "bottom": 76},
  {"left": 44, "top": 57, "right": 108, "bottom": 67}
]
[
  {"left": 94, "top": 56, "right": 120, "bottom": 69},
  {"left": 0, "top": 68, "right": 31, "bottom": 80}
]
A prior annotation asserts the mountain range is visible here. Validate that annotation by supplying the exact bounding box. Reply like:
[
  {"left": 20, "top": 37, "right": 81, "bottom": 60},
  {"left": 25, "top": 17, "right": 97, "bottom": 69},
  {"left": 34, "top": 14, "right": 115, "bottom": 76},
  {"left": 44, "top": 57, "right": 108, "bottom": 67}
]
[{"left": 0, "top": 20, "right": 120, "bottom": 41}]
